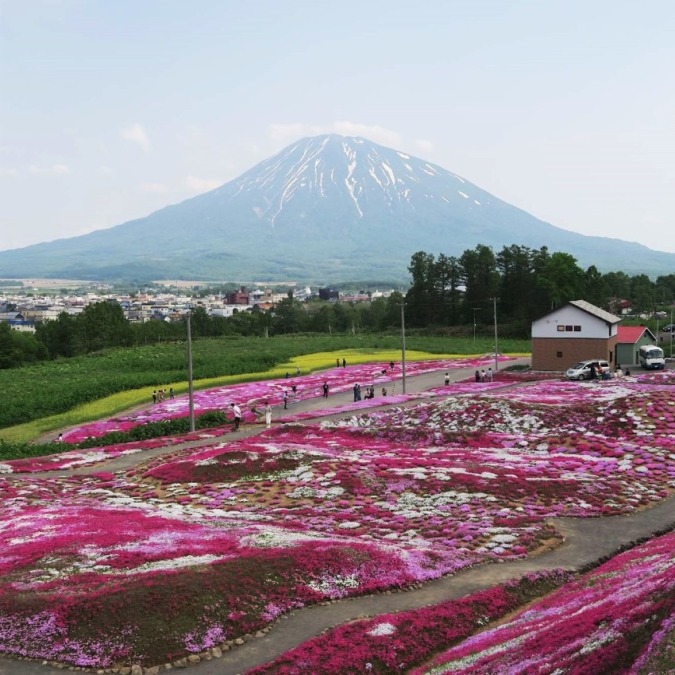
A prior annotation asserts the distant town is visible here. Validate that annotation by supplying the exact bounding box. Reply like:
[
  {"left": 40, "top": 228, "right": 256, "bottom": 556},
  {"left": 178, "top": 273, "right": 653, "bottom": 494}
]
[{"left": 0, "top": 281, "right": 397, "bottom": 332}]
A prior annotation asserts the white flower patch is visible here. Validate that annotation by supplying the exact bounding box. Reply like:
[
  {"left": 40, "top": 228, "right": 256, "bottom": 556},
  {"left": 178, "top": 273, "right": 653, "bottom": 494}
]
[
  {"left": 0, "top": 463, "right": 14, "bottom": 474},
  {"left": 308, "top": 574, "right": 359, "bottom": 595},
  {"left": 240, "top": 529, "right": 325, "bottom": 548},
  {"left": 338, "top": 521, "right": 361, "bottom": 529},
  {"left": 59, "top": 451, "right": 110, "bottom": 469},
  {"left": 287, "top": 486, "right": 316, "bottom": 499},
  {"left": 367, "top": 622, "right": 397, "bottom": 636},
  {"left": 318, "top": 486, "right": 345, "bottom": 499},
  {"left": 490, "top": 533, "right": 517, "bottom": 544},
  {"left": 195, "top": 458, "right": 218, "bottom": 466},
  {"left": 119, "top": 554, "right": 228, "bottom": 575}
]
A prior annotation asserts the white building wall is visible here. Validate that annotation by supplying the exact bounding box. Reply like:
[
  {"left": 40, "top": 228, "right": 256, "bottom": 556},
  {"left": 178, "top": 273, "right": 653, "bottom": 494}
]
[{"left": 532, "top": 305, "right": 617, "bottom": 340}]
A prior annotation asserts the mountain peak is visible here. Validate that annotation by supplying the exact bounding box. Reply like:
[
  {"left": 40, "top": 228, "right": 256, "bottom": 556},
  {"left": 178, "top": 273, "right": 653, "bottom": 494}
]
[{"left": 1, "top": 135, "right": 674, "bottom": 282}]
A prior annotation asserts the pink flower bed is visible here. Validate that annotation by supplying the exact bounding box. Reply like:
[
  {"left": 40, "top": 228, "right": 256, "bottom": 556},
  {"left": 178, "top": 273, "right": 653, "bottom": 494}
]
[
  {"left": 0, "top": 366, "right": 673, "bottom": 668},
  {"left": 248, "top": 570, "right": 574, "bottom": 674},
  {"left": 413, "top": 531, "right": 675, "bottom": 674},
  {"left": 248, "top": 533, "right": 675, "bottom": 674},
  {"left": 59, "top": 356, "right": 514, "bottom": 443}
]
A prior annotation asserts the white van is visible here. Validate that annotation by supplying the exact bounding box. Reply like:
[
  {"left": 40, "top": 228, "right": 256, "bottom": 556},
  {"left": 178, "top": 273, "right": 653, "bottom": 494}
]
[
  {"left": 639, "top": 345, "right": 665, "bottom": 370},
  {"left": 566, "top": 359, "right": 610, "bottom": 380}
]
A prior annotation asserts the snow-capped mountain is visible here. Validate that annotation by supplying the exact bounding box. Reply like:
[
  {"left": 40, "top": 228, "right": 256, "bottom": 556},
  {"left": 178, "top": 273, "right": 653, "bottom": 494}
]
[{"left": 1, "top": 134, "right": 674, "bottom": 282}]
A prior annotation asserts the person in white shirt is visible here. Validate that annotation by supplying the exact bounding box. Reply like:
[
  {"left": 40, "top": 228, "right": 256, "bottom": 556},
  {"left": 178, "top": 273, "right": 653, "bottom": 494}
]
[{"left": 230, "top": 402, "right": 242, "bottom": 431}]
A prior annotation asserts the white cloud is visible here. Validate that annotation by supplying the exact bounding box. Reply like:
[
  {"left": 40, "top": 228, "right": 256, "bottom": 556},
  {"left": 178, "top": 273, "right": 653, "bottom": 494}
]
[
  {"left": 186, "top": 175, "right": 222, "bottom": 193},
  {"left": 0, "top": 168, "right": 19, "bottom": 177},
  {"left": 139, "top": 182, "right": 169, "bottom": 194},
  {"left": 27, "top": 164, "right": 71, "bottom": 176},
  {"left": 120, "top": 123, "right": 150, "bottom": 152},
  {"left": 268, "top": 121, "right": 402, "bottom": 148},
  {"left": 413, "top": 139, "right": 435, "bottom": 156}
]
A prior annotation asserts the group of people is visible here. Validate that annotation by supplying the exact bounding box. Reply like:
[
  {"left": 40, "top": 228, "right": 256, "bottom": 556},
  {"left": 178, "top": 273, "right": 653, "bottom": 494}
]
[
  {"left": 474, "top": 368, "right": 494, "bottom": 383},
  {"left": 352, "top": 383, "right": 382, "bottom": 400},
  {"left": 152, "top": 388, "right": 174, "bottom": 404}
]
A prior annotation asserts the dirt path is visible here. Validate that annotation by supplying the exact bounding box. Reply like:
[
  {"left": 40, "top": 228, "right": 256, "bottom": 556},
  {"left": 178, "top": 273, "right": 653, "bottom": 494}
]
[{"left": 5, "top": 358, "right": 673, "bottom": 674}]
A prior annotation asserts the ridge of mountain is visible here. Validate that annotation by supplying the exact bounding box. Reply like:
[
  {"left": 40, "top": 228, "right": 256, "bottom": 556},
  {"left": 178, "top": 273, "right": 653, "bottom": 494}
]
[{"left": 1, "top": 134, "right": 673, "bottom": 282}]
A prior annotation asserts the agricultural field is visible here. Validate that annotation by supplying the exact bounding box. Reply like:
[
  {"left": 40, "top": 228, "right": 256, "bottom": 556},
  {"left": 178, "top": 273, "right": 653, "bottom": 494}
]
[
  {"left": 0, "top": 356, "right": 673, "bottom": 673},
  {"left": 0, "top": 334, "right": 529, "bottom": 439}
]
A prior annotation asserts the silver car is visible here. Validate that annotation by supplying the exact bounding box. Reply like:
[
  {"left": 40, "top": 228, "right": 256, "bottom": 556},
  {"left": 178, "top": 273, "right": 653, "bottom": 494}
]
[{"left": 566, "top": 359, "right": 610, "bottom": 380}]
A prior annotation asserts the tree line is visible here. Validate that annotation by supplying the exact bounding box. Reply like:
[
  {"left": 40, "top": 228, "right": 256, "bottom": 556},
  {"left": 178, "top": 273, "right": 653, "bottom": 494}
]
[{"left": 2, "top": 243, "right": 674, "bottom": 368}]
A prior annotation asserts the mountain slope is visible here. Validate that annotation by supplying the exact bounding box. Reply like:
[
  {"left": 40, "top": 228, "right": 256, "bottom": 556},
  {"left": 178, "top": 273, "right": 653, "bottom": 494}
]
[{"left": 1, "top": 134, "right": 673, "bottom": 281}]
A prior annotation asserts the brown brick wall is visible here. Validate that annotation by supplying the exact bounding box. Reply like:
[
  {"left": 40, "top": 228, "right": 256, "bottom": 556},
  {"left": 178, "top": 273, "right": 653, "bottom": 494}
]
[{"left": 532, "top": 336, "right": 618, "bottom": 372}]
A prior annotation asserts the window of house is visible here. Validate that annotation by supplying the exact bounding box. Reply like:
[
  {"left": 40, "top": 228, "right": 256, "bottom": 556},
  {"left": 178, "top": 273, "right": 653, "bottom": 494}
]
[
  {"left": 557, "top": 351, "right": 563, "bottom": 358},
  {"left": 557, "top": 325, "right": 565, "bottom": 332}
]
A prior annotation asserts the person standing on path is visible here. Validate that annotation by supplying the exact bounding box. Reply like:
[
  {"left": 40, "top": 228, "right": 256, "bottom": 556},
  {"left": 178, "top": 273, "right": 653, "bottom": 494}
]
[
  {"left": 444, "top": 371, "right": 450, "bottom": 386},
  {"left": 487, "top": 368, "right": 493, "bottom": 382},
  {"left": 152, "top": 390, "right": 157, "bottom": 404},
  {"left": 342, "top": 358, "right": 347, "bottom": 368},
  {"left": 283, "top": 390, "right": 289, "bottom": 409},
  {"left": 230, "top": 402, "right": 242, "bottom": 431},
  {"left": 322, "top": 381, "right": 329, "bottom": 398},
  {"left": 264, "top": 401, "right": 272, "bottom": 429}
]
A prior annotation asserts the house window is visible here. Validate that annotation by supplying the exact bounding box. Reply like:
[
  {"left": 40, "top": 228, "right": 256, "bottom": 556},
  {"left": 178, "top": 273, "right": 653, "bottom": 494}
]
[
  {"left": 565, "top": 325, "right": 574, "bottom": 331},
  {"left": 573, "top": 326, "right": 581, "bottom": 332},
  {"left": 557, "top": 351, "right": 563, "bottom": 358},
  {"left": 557, "top": 325, "right": 565, "bottom": 332}
]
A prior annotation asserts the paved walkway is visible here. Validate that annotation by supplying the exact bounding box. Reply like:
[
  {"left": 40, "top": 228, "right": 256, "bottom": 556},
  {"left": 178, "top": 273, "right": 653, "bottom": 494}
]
[{"left": 2, "top": 358, "right": 674, "bottom": 674}]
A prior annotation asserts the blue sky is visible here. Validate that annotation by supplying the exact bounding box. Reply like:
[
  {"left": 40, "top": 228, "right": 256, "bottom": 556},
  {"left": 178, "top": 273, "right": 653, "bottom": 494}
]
[{"left": 1, "top": 0, "right": 674, "bottom": 255}]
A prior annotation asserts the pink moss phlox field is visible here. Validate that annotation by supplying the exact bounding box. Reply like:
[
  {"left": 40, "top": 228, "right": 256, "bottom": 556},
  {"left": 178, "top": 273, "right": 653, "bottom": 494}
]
[
  {"left": 60, "top": 356, "right": 514, "bottom": 442},
  {"left": 1, "top": 366, "right": 673, "bottom": 668},
  {"left": 248, "top": 569, "right": 574, "bottom": 674},
  {"left": 412, "top": 531, "right": 675, "bottom": 674},
  {"left": 0, "top": 438, "right": 167, "bottom": 474}
]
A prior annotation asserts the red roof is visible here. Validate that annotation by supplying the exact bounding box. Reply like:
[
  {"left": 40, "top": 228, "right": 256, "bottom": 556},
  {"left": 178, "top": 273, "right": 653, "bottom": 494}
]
[{"left": 617, "top": 325, "right": 650, "bottom": 343}]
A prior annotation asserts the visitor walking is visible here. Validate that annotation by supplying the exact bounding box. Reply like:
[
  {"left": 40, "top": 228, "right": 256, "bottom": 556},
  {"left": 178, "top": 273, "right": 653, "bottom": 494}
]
[
  {"left": 169, "top": 387, "right": 175, "bottom": 399},
  {"left": 230, "top": 402, "right": 242, "bottom": 431},
  {"left": 322, "top": 381, "right": 329, "bottom": 398},
  {"left": 152, "top": 390, "right": 157, "bottom": 404},
  {"left": 283, "top": 390, "right": 288, "bottom": 409},
  {"left": 264, "top": 401, "right": 272, "bottom": 429},
  {"left": 444, "top": 371, "right": 450, "bottom": 386},
  {"left": 487, "top": 368, "right": 493, "bottom": 382}
]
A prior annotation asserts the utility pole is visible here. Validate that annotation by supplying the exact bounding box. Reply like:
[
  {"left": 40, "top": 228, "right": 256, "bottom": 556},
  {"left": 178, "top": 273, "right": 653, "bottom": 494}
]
[
  {"left": 492, "top": 297, "right": 499, "bottom": 372},
  {"left": 400, "top": 302, "right": 407, "bottom": 394},
  {"left": 187, "top": 312, "right": 195, "bottom": 433}
]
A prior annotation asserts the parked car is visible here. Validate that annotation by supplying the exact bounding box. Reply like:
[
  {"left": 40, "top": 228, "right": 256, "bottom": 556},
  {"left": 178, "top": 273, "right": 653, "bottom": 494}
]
[
  {"left": 566, "top": 359, "right": 610, "bottom": 381},
  {"left": 662, "top": 324, "right": 675, "bottom": 332}
]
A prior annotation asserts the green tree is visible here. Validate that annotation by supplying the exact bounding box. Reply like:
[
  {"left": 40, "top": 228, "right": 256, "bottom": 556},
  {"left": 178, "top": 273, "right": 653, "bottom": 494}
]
[
  {"left": 76, "top": 301, "right": 133, "bottom": 353},
  {"left": 630, "top": 274, "right": 655, "bottom": 314},
  {"left": 535, "top": 252, "right": 585, "bottom": 310},
  {"left": 460, "top": 245, "right": 500, "bottom": 321},
  {"left": 272, "top": 291, "right": 304, "bottom": 334},
  {"left": 35, "top": 311, "right": 78, "bottom": 358},
  {"left": 406, "top": 251, "right": 436, "bottom": 327}
]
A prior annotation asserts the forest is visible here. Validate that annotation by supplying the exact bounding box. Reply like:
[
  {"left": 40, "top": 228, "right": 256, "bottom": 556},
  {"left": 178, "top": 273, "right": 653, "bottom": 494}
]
[{"left": 2, "top": 243, "right": 674, "bottom": 369}]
